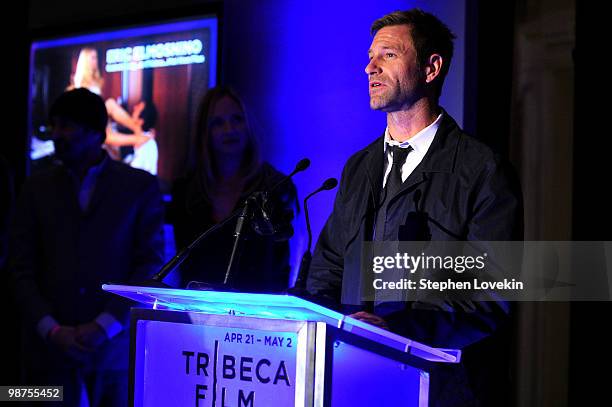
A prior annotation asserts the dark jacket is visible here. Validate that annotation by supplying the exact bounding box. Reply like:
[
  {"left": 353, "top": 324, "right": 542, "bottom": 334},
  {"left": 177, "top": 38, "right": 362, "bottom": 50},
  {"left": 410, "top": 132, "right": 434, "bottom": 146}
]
[
  {"left": 308, "top": 112, "right": 523, "bottom": 406},
  {"left": 169, "top": 162, "right": 298, "bottom": 292},
  {"left": 10, "top": 158, "right": 165, "bottom": 370}
]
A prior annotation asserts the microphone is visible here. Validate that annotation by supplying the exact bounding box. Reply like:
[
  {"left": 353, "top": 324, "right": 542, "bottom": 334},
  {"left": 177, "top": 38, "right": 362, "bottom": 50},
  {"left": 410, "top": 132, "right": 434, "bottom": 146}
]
[
  {"left": 267, "top": 158, "right": 310, "bottom": 196},
  {"left": 149, "top": 158, "right": 310, "bottom": 286},
  {"left": 291, "top": 177, "right": 338, "bottom": 293},
  {"left": 223, "top": 158, "right": 310, "bottom": 285},
  {"left": 303, "top": 178, "right": 337, "bottom": 252},
  {"left": 251, "top": 159, "right": 310, "bottom": 237},
  {"left": 290, "top": 158, "right": 311, "bottom": 175}
]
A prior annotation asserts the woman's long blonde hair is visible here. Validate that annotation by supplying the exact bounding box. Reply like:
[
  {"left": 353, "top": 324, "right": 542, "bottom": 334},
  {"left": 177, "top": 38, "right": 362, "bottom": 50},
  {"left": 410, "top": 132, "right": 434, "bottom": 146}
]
[
  {"left": 69, "top": 47, "right": 104, "bottom": 93},
  {"left": 194, "top": 86, "right": 262, "bottom": 196}
]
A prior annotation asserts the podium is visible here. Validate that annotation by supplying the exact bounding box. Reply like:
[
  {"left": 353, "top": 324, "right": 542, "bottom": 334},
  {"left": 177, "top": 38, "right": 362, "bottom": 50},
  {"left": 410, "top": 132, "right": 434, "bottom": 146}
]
[{"left": 103, "top": 285, "right": 461, "bottom": 407}]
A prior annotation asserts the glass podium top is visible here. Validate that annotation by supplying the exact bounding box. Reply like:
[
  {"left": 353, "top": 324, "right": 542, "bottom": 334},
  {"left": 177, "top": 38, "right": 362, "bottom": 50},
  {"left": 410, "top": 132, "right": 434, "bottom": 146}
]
[{"left": 103, "top": 284, "right": 460, "bottom": 363}]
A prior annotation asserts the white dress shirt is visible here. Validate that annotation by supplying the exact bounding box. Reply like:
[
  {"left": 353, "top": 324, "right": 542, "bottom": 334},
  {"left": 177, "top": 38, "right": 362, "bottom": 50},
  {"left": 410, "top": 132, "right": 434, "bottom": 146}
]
[{"left": 382, "top": 113, "right": 442, "bottom": 187}]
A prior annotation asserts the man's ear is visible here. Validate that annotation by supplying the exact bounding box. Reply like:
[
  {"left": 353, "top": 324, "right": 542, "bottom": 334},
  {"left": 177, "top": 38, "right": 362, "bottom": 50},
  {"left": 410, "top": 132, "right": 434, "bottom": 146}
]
[{"left": 424, "top": 54, "right": 443, "bottom": 83}]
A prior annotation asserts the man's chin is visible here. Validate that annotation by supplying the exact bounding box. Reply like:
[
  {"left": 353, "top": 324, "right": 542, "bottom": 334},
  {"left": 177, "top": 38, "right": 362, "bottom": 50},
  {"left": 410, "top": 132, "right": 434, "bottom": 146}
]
[
  {"left": 370, "top": 101, "right": 392, "bottom": 111},
  {"left": 369, "top": 94, "right": 394, "bottom": 111},
  {"left": 369, "top": 100, "right": 385, "bottom": 111}
]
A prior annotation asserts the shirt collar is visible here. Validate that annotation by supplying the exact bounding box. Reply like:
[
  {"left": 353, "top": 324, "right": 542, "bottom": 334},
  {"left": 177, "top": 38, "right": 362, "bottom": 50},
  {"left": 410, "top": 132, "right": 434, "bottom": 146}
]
[
  {"left": 384, "top": 113, "right": 443, "bottom": 155},
  {"left": 86, "top": 151, "right": 108, "bottom": 178},
  {"left": 63, "top": 150, "right": 109, "bottom": 185}
]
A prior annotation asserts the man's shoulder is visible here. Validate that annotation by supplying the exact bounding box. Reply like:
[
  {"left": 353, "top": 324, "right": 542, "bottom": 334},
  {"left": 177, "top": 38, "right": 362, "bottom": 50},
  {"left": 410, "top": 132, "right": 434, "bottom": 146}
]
[
  {"left": 435, "top": 112, "right": 497, "bottom": 163},
  {"left": 456, "top": 129, "right": 496, "bottom": 159},
  {"left": 105, "top": 160, "right": 157, "bottom": 184},
  {"left": 435, "top": 113, "right": 502, "bottom": 175},
  {"left": 455, "top": 131, "right": 506, "bottom": 175},
  {"left": 103, "top": 160, "right": 161, "bottom": 199},
  {"left": 24, "top": 163, "right": 65, "bottom": 188},
  {"left": 342, "top": 136, "right": 383, "bottom": 172}
]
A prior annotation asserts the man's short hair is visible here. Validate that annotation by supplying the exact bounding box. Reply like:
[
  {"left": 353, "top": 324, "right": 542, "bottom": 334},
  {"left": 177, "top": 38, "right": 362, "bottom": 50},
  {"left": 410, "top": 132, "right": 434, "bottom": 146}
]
[
  {"left": 49, "top": 88, "right": 108, "bottom": 142},
  {"left": 371, "top": 9, "right": 456, "bottom": 98}
]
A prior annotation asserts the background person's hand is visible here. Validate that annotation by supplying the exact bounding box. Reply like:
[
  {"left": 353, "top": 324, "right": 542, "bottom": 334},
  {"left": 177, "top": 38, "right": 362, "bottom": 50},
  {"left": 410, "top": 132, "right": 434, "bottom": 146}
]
[
  {"left": 131, "top": 101, "right": 146, "bottom": 121},
  {"left": 48, "top": 326, "right": 93, "bottom": 361},
  {"left": 76, "top": 321, "right": 107, "bottom": 349},
  {"left": 133, "top": 133, "right": 151, "bottom": 148},
  {"left": 348, "top": 311, "right": 390, "bottom": 330}
]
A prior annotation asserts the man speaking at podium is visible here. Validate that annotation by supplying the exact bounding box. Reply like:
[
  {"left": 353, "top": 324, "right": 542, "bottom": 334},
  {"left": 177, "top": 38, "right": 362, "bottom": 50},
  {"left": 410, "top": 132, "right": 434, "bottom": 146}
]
[{"left": 307, "top": 9, "right": 523, "bottom": 406}]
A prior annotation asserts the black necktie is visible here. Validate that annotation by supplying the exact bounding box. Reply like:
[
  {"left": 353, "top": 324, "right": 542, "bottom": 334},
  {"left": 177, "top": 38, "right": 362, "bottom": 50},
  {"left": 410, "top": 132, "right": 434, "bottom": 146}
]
[{"left": 385, "top": 145, "right": 412, "bottom": 196}]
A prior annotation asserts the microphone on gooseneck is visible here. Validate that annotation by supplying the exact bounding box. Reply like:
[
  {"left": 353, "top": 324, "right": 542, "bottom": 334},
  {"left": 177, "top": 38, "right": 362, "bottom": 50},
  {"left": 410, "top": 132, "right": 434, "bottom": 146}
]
[
  {"left": 223, "top": 158, "right": 311, "bottom": 285},
  {"left": 149, "top": 158, "right": 311, "bottom": 287},
  {"left": 249, "top": 159, "right": 310, "bottom": 237},
  {"left": 289, "top": 158, "right": 311, "bottom": 177},
  {"left": 290, "top": 177, "right": 338, "bottom": 293}
]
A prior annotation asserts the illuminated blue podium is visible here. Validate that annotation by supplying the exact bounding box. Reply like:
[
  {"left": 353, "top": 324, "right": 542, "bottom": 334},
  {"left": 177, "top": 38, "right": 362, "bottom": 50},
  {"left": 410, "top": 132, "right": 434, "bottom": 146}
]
[{"left": 103, "top": 285, "right": 461, "bottom": 407}]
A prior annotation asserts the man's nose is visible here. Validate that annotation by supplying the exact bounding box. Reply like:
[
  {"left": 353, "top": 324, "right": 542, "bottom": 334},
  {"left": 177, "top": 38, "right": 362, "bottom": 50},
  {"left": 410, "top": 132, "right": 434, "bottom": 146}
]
[{"left": 365, "top": 57, "right": 381, "bottom": 76}]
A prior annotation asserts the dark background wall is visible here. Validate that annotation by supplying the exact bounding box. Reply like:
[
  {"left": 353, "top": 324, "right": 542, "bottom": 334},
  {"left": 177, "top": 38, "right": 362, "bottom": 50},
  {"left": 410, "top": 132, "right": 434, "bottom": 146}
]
[{"left": 0, "top": 0, "right": 29, "bottom": 388}]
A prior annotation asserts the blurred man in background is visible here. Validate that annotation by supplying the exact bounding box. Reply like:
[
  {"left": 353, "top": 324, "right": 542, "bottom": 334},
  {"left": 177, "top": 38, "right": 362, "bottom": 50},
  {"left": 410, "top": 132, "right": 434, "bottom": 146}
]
[{"left": 10, "top": 88, "right": 164, "bottom": 406}]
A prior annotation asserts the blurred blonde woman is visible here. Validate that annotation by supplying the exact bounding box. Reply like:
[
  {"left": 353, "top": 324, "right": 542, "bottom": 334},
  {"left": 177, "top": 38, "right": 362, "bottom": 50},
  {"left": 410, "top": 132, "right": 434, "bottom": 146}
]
[
  {"left": 69, "top": 47, "right": 152, "bottom": 152},
  {"left": 169, "top": 86, "right": 298, "bottom": 291}
]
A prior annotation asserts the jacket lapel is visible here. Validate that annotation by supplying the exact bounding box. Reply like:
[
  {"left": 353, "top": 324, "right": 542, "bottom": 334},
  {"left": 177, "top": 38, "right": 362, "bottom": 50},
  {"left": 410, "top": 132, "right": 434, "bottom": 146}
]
[
  {"left": 414, "top": 111, "right": 461, "bottom": 174},
  {"left": 54, "top": 166, "right": 83, "bottom": 219},
  {"left": 84, "top": 158, "right": 114, "bottom": 216},
  {"left": 364, "top": 135, "right": 385, "bottom": 208},
  {"left": 387, "top": 111, "right": 461, "bottom": 201},
  {"left": 388, "top": 171, "right": 427, "bottom": 201}
]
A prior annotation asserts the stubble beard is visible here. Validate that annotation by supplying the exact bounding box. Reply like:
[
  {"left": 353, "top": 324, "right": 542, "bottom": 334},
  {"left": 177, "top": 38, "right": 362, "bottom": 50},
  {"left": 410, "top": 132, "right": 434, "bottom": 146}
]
[
  {"left": 369, "top": 82, "right": 404, "bottom": 112},
  {"left": 369, "top": 75, "right": 427, "bottom": 112}
]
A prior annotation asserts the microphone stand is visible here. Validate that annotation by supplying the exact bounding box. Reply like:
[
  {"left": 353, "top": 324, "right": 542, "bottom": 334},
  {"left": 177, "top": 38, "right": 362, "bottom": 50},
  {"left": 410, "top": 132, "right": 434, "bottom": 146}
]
[
  {"left": 146, "top": 210, "right": 242, "bottom": 287},
  {"left": 292, "top": 194, "right": 315, "bottom": 292},
  {"left": 223, "top": 196, "right": 255, "bottom": 285},
  {"left": 144, "top": 158, "right": 311, "bottom": 287},
  {"left": 290, "top": 178, "right": 338, "bottom": 294}
]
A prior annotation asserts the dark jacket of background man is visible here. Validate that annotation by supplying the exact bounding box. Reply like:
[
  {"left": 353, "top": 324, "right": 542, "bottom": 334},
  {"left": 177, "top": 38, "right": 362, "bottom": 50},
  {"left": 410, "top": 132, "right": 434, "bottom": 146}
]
[{"left": 9, "top": 88, "right": 165, "bottom": 406}]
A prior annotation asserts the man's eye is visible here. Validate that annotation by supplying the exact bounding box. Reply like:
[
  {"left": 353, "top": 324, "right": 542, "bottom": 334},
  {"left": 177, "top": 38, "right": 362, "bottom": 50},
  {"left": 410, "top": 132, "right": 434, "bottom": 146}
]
[{"left": 386, "top": 53, "right": 396, "bottom": 58}]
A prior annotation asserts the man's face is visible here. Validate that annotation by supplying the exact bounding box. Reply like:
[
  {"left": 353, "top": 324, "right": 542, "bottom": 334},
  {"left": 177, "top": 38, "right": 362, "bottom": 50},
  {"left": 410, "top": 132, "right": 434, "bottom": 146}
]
[
  {"left": 365, "top": 25, "right": 425, "bottom": 112},
  {"left": 51, "top": 117, "right": 101, "bottom": 167}
]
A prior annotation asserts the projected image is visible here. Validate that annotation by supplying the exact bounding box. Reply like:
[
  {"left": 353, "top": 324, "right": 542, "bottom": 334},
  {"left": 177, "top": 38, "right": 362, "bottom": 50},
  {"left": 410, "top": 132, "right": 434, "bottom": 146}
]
[{"left": 29, "top": 17, "right": 217, "bottom": 189}]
